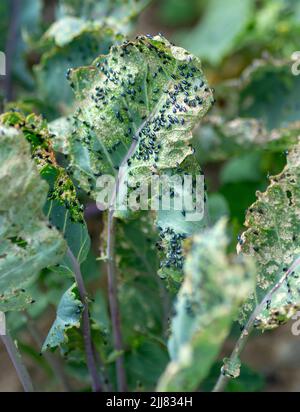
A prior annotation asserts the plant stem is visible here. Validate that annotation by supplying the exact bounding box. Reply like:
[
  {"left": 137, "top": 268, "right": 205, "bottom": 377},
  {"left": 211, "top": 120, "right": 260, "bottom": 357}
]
[
  {"left": 213, "top": 256, "right": 300, "bottom": 392},
  {"left": 67, "top": 247, "right": 102, "bottom": 392},
  {"left": 105, "top": 139, "right": 139, "bottom": 392},
  {"left": 1, "top": 332, "right": 34, "bottom": 392},
  {"left": 106, "top": 209, "right": 127, "bottom": 392},
  {"left": 25, "top": 313, "right": 72, "bottom": 392}
]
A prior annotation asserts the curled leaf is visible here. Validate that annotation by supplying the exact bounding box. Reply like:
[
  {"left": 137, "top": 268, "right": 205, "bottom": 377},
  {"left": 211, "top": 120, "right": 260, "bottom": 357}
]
[{"left": 42, "top": 284, "right": 83, "bottom": 351}]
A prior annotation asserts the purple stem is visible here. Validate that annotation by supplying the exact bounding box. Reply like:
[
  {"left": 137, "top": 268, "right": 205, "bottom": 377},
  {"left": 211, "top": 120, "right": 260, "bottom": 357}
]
[
  {"left": 67, "top": 248, "right": 102, "bottom": 392},
  {"left": 1, "top": 332, "right": 34, "bottom": 392},
  {"left": 213, "top": 256, "right": 300, "bottom": 392}
]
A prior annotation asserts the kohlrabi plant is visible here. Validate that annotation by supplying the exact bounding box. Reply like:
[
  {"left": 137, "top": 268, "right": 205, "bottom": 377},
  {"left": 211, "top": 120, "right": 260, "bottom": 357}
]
[{"left": 1, "top": 0, "right": 300, "bottom": 394}]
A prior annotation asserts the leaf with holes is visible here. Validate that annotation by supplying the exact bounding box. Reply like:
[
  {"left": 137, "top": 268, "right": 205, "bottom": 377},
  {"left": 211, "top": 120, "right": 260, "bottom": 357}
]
[
  {"left": 238, "top": 140, "right": 300, "bottom": 329},
  {"left": 0, "top": 125, "right": 66, "bottom": 312},
  {"left": 194, "top": 115, "right": 300, "bottom": 163},
  {"left": 64, "top": 34, "right": 213, "bottom": 286},
  {"left": 42, "top": 283, "right": 83, "bottom": 351},
  {"left": 0, "top": 111, "right": 90, "bottom": 273}
]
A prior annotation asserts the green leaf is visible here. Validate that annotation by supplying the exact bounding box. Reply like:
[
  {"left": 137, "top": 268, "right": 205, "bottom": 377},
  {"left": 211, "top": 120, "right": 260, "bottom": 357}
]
[
  {"left": 0, "top": 0, "right": 43, "bottom": 89},
  {"left": 238, "top": 140, "right": 300, "bottom": 329},
  {"left": 157, "top": 219, "right": 255, "bottom": 391},
  {"left": 0, "top": 112, "right": 90, "bottom": 360},
  {"left": 194, "top": 58, "right": 300, "bottom": 163},
  {"left": 125, "top": 339, "right": 169, "bottom": 391},
  {"left": 34, "top": 19, "right": 119, "bottom": 113},
  {"left": 238, "top": 59, "right": 300, "bottom": 130},
  {"left": 0, "top": 110, "right": 90, "bottom": 274},
  {"left": 221, "top": 152, "right": 263, "bottom": 184},
  {"left": 94, "top": 214, "right": 169, "bottom": 390},
  {"left": 194, "top": 117, "right": 267, "bottom": 163},
  {"left": 236, "top": 0, "right": 300, "bottom": 62},
  {"left": 211, "top": 58, "right": 300, "bottom": 130},
  {"left": 67, "top": 34, "right": 213, "bottom": 196},
  {"left": 57, "top": 0, "right": 150, "bottom": 33},
  {"left": 65, "top": 34, "right": 213, "bottom": 285},
  {"left": 42, "top": 284, "right": 83, "bottom": 351},
  {"left": 177, "top": 0, "right": 254, "bottom": 65},
  {"left": 0, "top": 125, "right": 66, "bottom": 312},
  {"left": 207, "top": 193, "right": 230, "bottom": 225},
  {"left": 176, "top": 0, "right": 300, "bottom": 68},
  {"left": 116, "top": 215, "right": 166, "bottom": 342},
  {"left": 0, "top": 111, "right": 84, "bottom": 224},
  {"left": 42, "top": 17, "right": 96, "bottom": 47}
]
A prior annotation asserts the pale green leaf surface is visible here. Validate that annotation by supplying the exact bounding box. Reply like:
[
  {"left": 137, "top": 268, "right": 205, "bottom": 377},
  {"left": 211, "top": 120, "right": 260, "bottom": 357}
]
[
  {"left": 0, "top": 126, "right": 66, "bottom": 312},
  {"left": 66, "top": 34, "right": 213, "bottom": 285},
  {"left": 49, "top": 116, "right": 73, "bottom": 154},
  {"left": 67, "top": 34, "right": 213, "bottom": 196},
  {"left": 35, "top": 20, "right": 118, "bottom": 111},
  {"left": 0, "top": 111, "right": 91, "bottom": 280},
  {"left": 43, "top": 17, "right": 92, "bottom": 47},
  {"left": 157, "top": 219, "right": 254, "bottom": 391},
  {"left": 42, "top": 284, "right": 83, "bottom": 351},
  {"left": 238, "top": 140, "right": 300, "bottom": 329}
]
